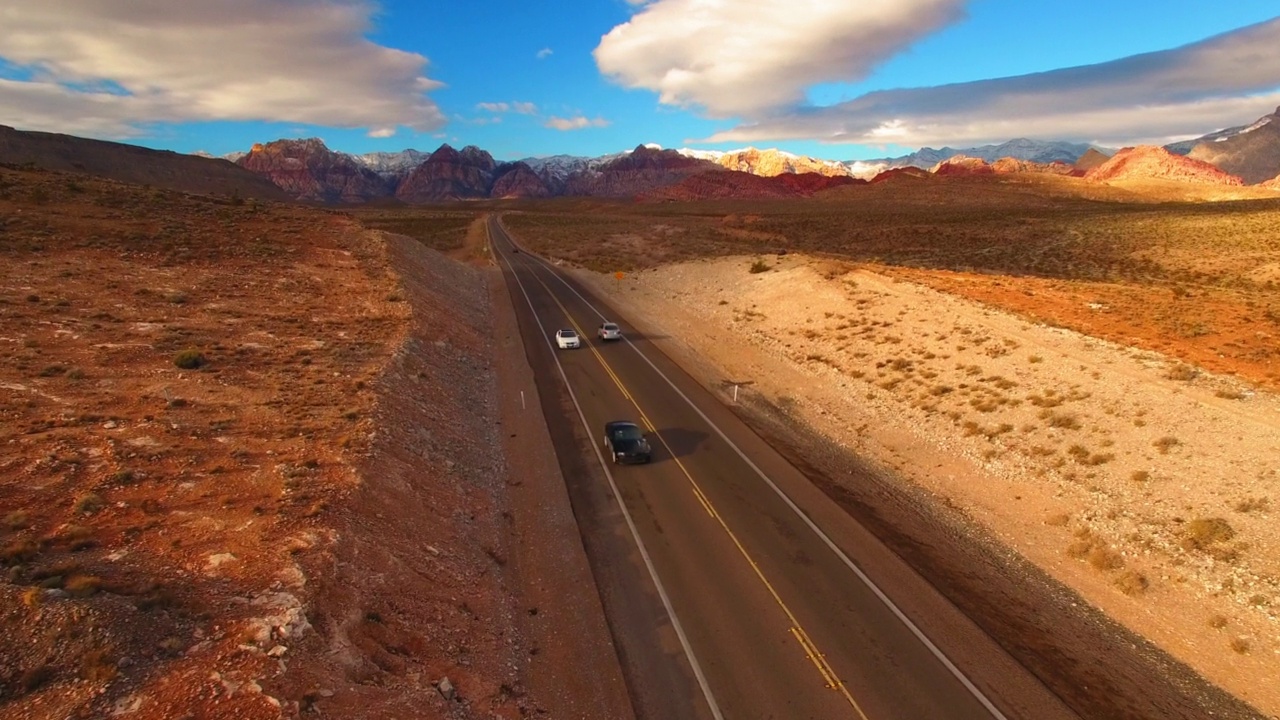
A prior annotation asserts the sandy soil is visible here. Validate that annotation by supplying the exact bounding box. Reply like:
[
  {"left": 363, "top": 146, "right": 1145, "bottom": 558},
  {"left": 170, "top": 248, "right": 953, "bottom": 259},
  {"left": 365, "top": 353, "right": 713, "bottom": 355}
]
[{"left": 575, "top": 253, "right": 1280, "bottom": 718}]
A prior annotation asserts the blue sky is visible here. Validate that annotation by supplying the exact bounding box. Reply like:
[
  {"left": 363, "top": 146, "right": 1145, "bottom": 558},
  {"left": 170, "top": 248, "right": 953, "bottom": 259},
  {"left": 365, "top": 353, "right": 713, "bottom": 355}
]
[{"left": 1, "top": 1, "right": 1278, "bottom": 162}]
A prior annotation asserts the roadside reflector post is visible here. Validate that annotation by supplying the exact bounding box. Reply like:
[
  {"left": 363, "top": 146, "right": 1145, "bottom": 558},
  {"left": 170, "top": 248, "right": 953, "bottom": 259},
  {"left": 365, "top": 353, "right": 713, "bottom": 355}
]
[
  {"left": 521, "top": 391, "right": 525, "bottom": 410},
  {"left": 733, "top": 384, "right": 739, "bottom": 403}
]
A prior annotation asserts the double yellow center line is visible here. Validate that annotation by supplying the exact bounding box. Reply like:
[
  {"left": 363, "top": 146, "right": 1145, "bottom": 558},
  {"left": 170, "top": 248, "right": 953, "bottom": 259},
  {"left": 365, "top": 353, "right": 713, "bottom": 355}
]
[{"left": 531, "top": 272, "right": 869, "bottom": 719}]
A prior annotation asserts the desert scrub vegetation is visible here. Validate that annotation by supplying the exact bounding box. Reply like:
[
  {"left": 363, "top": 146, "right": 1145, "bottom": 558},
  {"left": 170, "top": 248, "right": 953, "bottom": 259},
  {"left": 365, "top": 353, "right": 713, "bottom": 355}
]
[
  {"left": 1042, "top": 410, "right": 1082, "bottom": 430},
  {"left": 3, "top": 510, "right": 30, "bottom": 530},
  {"left": 1065, "top": 527, "right": 1125, "bottom": 571},
  {"left": 1180, "top": 517, "right": 1235, "bottom": 552},
  {"left": 1234, "top": 497, "right": 1270, "bottom": 513},
  {"left": 74, "top": 493, "right": 106, "bottom": 514},
  {"left": 173, "top": 348, "right": 206, "bottom": 369},
  {"left": 1114, "top": 570, "right": 1150, "bottom": 595},
  {"left": 749, "top": 259, "right": 771, "bottom": 273}
]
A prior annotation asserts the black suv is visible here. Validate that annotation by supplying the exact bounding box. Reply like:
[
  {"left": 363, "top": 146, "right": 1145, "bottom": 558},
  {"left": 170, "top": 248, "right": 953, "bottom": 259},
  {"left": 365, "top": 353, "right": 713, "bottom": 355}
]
[{"left": 603, "top": 421, "right": 652, "bottom": 464}]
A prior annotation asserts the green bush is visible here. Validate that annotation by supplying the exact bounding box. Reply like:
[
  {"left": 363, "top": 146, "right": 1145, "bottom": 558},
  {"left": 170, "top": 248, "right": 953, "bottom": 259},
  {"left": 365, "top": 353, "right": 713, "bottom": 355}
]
[{"left": 749, "top": 259, "right": 771, "bottom": 274}]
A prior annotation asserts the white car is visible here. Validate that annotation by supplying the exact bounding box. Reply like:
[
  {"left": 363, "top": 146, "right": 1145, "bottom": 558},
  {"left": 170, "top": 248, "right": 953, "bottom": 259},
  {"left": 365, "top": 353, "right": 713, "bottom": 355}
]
[
  {"left": 597, "top": 322, "right": 622, "bottom": 341},
  {"left": 554, "top": 329, "right": 581, "bottom": 349}
]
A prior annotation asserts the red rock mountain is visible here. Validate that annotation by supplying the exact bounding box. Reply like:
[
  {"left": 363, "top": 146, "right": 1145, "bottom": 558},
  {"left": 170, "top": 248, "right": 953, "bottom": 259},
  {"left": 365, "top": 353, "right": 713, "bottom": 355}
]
[
  {"left": 931, "top": 156, "right": 995, "bottom": 176},
  {"left": 563, "top": 145, "right": 720, "bottom": 197},
  {"left": 869, "top": 166, "right": 932, "bottom": 184},
  {"left": 1085, "top": 146, "right": 1244, "bottom": 185},
  {"left": 236, "top": 138, "right": 391, "bottom": 203},
  {"left": 712, "top": 148, "right": 849, "bottom": 177},
  {"left": 642, "top": 170, "right": 858, "bottom": 201},
  {"left": 1187, "top": 107, "right": 1280, "bottom": 184},
  {"left": 991, "top": 157, "right": 1078, "bottom": 176},
  {"left": 489, "top": 162, "right": 553, "bottom": 199},
  {"left": 1074, "top": 148, "right": 1111, "bottom": 174},
  {"left": 395, "top": 145, "right": 497, "bottom": 203}
]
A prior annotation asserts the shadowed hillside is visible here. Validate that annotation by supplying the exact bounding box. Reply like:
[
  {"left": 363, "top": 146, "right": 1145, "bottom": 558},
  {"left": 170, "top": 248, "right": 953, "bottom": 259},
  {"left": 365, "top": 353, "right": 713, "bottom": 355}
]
[{"left": 0, "top": 125, "right": 292, "bottom": 202}]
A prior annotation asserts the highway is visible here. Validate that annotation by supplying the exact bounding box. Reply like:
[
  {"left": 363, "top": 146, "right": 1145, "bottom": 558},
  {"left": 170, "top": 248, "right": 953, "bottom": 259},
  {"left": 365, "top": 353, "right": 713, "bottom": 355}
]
[{"left": 489, "top": 217, "right": 1079, "bottom": 720}]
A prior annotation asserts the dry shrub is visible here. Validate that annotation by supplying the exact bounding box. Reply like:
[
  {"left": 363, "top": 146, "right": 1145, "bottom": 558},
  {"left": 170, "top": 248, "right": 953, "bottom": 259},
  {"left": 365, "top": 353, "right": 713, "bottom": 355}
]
[
  {"left": 1045, "top": 411, "right": 1082, "bottom": 430},
  {"left": 3, "top": 510, "right": 29, "bottom": 530},
  {"left": 1088, "top": 545, "right": 1125, "bottom": 571},
  {"left": 74, "top": 493, "right": 105, "bottom": 514},
  {"left": 1153, "top": 436, "right": 1180, "bottom": 454},
  {"left": 1045, "top": 513, "right": 1071, "bottom": 527},
  {"left": 1230, "top": 637, "right": 1251, "bottom": 655},
  {"left": 1066, "top": 539, "right": 1094, "bottom": 559},
  {"left": 1234, "top": 497, "right": 1270, "bottom": 513},
  {"left": 1114, "top": 570, "right": 1149, "bottom": 595},
  {"left": 970, "top": 398, "right": 998, "bottom": 413},
  {"left": 64, "top": 574, "right": 101, "bottom": 597},
  {"left": 1181, "top": 517, "right": 1235, "bottom": 551},
  {"left": 1130, "top": 470, "right": 1151, "bottom": 483},
  {"left": 80, "top": 649, "right": 117, "bottom": 683},
  {"left": 1164, "top": 364, "right": 1199, "bottom": 381},
  {"left": 1, "top": 538, "right": 39, "bottom": 564},
  {"left": 1208, "top": 614, "right": 1229, "bottom": 629}
]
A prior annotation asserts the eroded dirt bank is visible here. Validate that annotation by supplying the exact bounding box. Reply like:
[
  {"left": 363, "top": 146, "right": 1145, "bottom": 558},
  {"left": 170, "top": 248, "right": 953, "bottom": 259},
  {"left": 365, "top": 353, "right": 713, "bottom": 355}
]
[
  {"left": 281, "top": 234, "right": 632, "bottom": 719},
  {"left": 0, "top": 167, "right": 627, "bottom": 719},
  {"left": 575, "top": 254, "right": 1280, "bottom": 719}
]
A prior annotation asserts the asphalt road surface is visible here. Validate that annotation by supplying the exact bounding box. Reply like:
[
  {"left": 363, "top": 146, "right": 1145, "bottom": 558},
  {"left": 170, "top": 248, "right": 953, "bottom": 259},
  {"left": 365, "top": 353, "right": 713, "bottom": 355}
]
[{"left": 489, "top": 217, "right": 1080, "bottom": 720}]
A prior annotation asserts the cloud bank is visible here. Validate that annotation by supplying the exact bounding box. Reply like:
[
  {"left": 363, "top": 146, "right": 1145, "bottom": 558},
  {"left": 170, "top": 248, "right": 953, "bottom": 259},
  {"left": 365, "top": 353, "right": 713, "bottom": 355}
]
[
  {"left": 594, "top": 0, "right": 967, "bottom": 117},
  {"left": 0, "top": 0, "right": 446, "bottom": 138},
  {"left": 705, "top": 18, "right": 1280, "bottom": 147},
  {"left": 597, "top": 1, "right": 1280, "bottom": 149}
]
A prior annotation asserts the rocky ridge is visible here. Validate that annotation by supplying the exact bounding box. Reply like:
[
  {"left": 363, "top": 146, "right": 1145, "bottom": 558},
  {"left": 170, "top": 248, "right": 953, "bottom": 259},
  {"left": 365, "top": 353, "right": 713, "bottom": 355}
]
[
  {"left": 1187, "top": 107, "right": 1280, "bottom": 184},
  {"left": 1085, "top": 145, "right": 1245, "bottom": 185},
  {"left": 237, "top": 138, "right": 390, "bottom": 203}
]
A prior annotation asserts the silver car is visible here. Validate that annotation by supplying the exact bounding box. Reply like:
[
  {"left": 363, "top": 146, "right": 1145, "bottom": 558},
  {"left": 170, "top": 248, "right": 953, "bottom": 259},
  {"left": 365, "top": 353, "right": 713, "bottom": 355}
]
[{"left": 597, "top": 322, "right": 622, "bottom": 341}]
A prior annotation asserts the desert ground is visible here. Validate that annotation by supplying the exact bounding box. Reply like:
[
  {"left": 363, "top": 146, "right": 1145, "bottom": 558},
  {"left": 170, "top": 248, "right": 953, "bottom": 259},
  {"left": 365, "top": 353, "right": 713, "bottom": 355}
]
[
  {"left": 0, "top": 166, "right": 631, "bottom": 719},
  {"left": 5, "top": 161, "right": 1280, "bottom": 719}
]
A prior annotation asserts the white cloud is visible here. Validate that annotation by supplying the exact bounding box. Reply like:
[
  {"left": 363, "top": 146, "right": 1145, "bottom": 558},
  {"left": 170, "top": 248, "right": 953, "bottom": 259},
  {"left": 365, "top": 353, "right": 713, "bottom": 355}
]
[
  {"left": 0, "top": 0, "right": 446, "bottom": 138},
  {"left": 536, "top": 48, "right": 553, "bottom": 60},
  {"left": 701, "top": 18, "right": 1280, "bottom": 149},
  {"left": 367, "top": 127, "right": 396, "bottom": 138},
  {"left": 594, "top": 0, "right": 966, "bottom": 117},
  {"left": 545, "top": 116, "right": 610, "bottom": 131},
  {"left": 477, "top": 101, "right": 538, "bottom": 115}
]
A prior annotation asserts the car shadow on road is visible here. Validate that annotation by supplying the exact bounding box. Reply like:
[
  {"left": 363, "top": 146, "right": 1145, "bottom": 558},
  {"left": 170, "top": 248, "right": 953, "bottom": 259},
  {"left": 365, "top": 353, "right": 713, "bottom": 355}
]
[{"left": 649, "top": 427, "right": 710, "bottom": 462}]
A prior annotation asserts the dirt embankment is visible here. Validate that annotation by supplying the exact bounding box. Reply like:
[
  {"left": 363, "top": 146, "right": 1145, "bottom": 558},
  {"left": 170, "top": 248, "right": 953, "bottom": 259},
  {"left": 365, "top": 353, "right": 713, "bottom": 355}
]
[
  {"left": 0, "top": 167, "right": 623, "bottom": 719},
  {"left": 576, "top": 254, "right": 1280, "bottom": 718}
]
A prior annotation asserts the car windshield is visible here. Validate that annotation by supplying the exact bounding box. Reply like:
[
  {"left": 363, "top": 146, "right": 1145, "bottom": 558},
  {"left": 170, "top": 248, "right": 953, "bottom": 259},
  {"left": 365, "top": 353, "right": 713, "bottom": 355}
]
[
  {"left": 603, "top": 324, "right": 618, "bottom": 331},
  {"left": 560, "top": 330, "right": 577, "bottom": 337},
  {"left": 613, "top": 425, "right": 644, "bottom": 441}
]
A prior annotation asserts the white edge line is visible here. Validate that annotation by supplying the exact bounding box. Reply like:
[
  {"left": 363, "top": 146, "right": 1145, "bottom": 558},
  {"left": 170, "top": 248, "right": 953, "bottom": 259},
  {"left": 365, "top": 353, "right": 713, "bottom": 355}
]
[
  {"left": 503, "top": 219, "right": 1009, "bottom": 720},
  {"left": 491, "top": 227, "right": 727, "bottom": 720}
]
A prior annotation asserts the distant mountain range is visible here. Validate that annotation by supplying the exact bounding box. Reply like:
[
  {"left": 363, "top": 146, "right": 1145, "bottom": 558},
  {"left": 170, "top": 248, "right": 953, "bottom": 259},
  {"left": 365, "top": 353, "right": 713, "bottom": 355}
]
[
  {"left": 851, "top": 138, "right": 1111, "bottom": 178},
  {"left": 3, "top": 107, "right": 1279, "bottom": 204}
]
